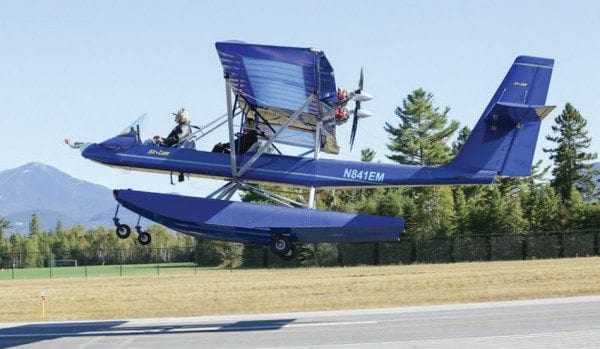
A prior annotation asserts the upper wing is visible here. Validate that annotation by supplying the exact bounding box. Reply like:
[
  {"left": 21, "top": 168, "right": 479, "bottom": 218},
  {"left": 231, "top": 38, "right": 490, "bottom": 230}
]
[{"left": 216, "top": 41, "right": 340, "bottom": 153}]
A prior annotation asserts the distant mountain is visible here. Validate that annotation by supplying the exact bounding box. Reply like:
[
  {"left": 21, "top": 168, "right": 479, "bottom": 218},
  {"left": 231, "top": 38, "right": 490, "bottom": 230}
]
[{"left": 0, "top": 162, "right": 141, "bottom": 234}]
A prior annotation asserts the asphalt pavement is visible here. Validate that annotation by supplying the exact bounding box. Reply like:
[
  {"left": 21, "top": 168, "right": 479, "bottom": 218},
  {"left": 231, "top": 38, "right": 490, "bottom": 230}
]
[{"left": 1, "top": 296, "right": 599, "bottom": 348}]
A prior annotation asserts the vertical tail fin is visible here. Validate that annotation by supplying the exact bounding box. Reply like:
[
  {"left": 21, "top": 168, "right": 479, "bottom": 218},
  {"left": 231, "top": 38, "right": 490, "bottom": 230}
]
[{"left": 448, "top": 56, "right": 554, "bottom": 176}]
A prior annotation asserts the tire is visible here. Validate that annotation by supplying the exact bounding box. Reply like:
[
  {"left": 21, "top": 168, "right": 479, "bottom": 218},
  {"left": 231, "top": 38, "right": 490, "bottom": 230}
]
[
  {"left": 270, "top": 235, "right": 291, "bottom": 255},
  {"left": 278, "top": 244, "right": 296, "bottom": 261},
  {"left": 138, "top": 231, "right": 152, "bottom": 245},
  {"left": 115, "top": 224, "right": 131, "bottom": 239}
]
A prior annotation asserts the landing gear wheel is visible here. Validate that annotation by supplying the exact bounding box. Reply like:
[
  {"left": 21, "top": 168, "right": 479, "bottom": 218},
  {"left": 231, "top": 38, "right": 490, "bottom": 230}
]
[
  {"left": 137, "top": 231, "right": 152, "bottom": 245},
  {"left": 278, "top": 244, "right": 296, "bottom": 261},
  {"left": 115, "top": 224, "right": 131, "bottom": 239},
  {"left": 270, "top": 235, "right": 291, "bottom": 255}
]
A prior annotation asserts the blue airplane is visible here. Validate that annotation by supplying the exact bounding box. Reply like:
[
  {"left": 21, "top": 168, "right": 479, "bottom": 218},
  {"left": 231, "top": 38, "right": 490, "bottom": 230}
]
[{"left": 73, "top": 41, "right": 555, "bottom": 260}]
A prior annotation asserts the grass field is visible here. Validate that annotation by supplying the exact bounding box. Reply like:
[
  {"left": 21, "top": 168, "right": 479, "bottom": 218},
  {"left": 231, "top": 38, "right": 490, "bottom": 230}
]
[
  {"left": 0, "top": 262, "right": 198, "bottom": 280},
  {"left": 0, "top": 257, "right": 599, "bottom": 323}
]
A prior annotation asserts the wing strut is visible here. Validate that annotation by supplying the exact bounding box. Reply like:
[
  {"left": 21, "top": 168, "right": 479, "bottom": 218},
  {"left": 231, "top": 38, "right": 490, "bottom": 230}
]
[
  {"left": 240, "top": 182, "right": 308, "bottom": 208},
  {"left": 308, "top": 52, "right": 323, "bottom": 210},
  {"left": 308, "top": 121, "right": 322, "bottom": 209},
  {"left": 218, "top": 81, "right": 317, "bottom": 204},
  {"left": 208, "top": 181, "right": 239, "bottom": 199},
  {"left": 225, "top": 79, "right": 238, "bottom": 178},
  {"left": 235, "top": 93, "right": 315, "bottom": 179}
]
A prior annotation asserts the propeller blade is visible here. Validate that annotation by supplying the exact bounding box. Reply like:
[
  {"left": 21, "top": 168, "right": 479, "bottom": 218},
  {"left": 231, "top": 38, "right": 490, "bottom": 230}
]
[
  {"left": 358, "top": 68, "right": 364, "bottom": 91},
  {"left": 349, "top": 101, "right": 361, "bottom": 150},
  {"left": 350, "top": 68, "right": 368, "bottom": 151}
]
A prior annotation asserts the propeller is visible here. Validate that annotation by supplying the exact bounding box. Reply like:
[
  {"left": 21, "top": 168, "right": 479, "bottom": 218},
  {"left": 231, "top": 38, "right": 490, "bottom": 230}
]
[{"left": 349, "top": 68, "right": 373, "bottom": 150}]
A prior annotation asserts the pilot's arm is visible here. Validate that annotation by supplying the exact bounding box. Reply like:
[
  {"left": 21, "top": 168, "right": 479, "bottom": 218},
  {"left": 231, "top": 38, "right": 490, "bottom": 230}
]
[{"left": 157, "top": 124, "right": 191, "bottom": 147}]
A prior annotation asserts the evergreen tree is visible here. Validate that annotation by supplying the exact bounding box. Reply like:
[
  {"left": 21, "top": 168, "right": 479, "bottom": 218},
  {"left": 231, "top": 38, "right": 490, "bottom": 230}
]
[
  {"left": 522, "top": 183, "right": 563, "bottom": 232},
  {"left": 565, "top": 187, "right": 586, "bottom": 227},
  {"left": 28, "top": 214, "right": 42, "bottom": 236},
  {"left": 360, "top": 148, "right": 376, "bottom": 162},
  {"left": 23, "top": 237, "right": 41, "bottom": 267},
  {"left": 578, "top": 202, "right": 600, "bottom": 230},
  {"left": 411, "top": 187, "right": 456, "bottom": 238},
  {"left": 544, "top": 103, "right": 598, "bottom": 202},
  {"left": 375, "top": 189, "right": 405, "bottom": 217},
  {"left": 466, "top": 186, "right": 503, "bottom": 260},
  {"left": 502, "top": 192, "right": 528, "bottom": 235},
  {"left": 0, "top": 216, "right": 9, "bottom": 240},
  {"left": 451, "top": 126, "right": 471, "bottom": 156},
  {"left": 0, "top": 217, "right": 10, "bottom": 268},
  {"left": 469, "top": 186, "right": 528, "bottom": 236},
  {"left": 55, "top": 221, "right": 64, "bottom": 234},
  {"left": 452, "top": 188, "right": 469, "bottom": 236},
  {"left": 385, "top": 89, "right": 459, "bottom": 240},
  {"left": 385, "top": 88, "right": 459, "bottom": 165}
]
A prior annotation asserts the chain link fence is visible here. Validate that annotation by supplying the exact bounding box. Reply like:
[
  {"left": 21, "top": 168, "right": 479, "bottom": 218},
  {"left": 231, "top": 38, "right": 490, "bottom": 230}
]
[
  {"left": 0, "top": 230, "right": 598, "bottom": 279},
  {"left": 244, "top": 229, "right": 600, "bottom": 267}
]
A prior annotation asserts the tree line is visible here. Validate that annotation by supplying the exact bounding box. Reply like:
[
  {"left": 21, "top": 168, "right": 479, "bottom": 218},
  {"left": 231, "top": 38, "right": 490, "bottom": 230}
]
[{"left": 0, "top": 89, "right": 598, "bottom": 268}]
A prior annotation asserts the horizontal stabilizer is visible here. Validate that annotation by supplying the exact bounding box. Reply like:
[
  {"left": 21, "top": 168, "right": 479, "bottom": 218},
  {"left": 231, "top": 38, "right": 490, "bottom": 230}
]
[{"left": 488, "top": 102, "right": 555, "bottom": 128}]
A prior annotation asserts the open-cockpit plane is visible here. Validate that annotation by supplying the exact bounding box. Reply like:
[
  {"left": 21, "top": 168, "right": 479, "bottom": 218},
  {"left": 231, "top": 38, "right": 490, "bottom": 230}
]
[{"left": 70, "top": 41, "right": 555, "bottom": 260}]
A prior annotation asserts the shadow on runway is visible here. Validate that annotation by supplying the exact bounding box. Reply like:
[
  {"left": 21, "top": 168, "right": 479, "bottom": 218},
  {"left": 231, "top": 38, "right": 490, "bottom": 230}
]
[
  {"left": 0, "top": 318, "right": 296, "bottom": 348},
  {"left": 0, "top": 321, "right": 127, "bottom": 348}
]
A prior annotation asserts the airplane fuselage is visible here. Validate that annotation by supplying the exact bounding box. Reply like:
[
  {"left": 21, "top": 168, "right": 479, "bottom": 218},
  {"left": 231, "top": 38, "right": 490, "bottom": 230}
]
[{"left": 82, "top": 135, "right": 497, "bottom": 188}]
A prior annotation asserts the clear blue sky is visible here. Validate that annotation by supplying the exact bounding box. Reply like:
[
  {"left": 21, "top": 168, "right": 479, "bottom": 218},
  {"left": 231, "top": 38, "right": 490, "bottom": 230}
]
[{"left": 1, "top": 1, "right": 599, "bottom": 197}]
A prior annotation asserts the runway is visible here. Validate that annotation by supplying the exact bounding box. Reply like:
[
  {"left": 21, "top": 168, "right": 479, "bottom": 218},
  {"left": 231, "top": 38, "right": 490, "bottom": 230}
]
[{"left": 1, "top": 296, "right": 599, "bottom": 348}]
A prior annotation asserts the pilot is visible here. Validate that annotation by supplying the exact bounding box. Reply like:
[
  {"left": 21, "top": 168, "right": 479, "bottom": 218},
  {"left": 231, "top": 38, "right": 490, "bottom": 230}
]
[
  {"left": 212, "top": 121, "right": 260, "bottom": 154},
  {"left": 154, "top": 107, "right": 192, "bottom": 147}
]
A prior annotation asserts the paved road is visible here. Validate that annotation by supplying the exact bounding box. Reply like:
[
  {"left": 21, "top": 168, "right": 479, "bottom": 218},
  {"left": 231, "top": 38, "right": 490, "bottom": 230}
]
[{"left": 1, "top": 296, "right": 599, "bottom": 348}]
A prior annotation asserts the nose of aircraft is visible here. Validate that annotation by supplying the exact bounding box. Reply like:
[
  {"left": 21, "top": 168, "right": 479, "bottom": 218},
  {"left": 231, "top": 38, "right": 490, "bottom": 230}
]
[
  {"left": 81, "top": 134, "right": 138, "bottom": 163},
  {"left": 80, "top": 143, "right": 100, "bottom": 160}
]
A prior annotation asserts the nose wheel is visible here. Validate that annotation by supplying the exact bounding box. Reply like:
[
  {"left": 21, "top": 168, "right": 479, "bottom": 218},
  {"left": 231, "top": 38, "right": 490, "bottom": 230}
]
[
  {"left": 112, "top": 205, "right": 131, "bottom": 239},
  {"left": 115, "top": 224, "right": 131, "bottom": 239},
  {"left": 112, "top": 205, "right": 152, "bottom": 245},
  {"left": 136, "top": 226, "right": 152, "bottom": 246}
]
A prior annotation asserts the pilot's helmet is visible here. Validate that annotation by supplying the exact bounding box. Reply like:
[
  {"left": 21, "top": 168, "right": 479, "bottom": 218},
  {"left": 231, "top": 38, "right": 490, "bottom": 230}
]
[{"left": 173, "top": 107, "right": 190, "bottom": 124}]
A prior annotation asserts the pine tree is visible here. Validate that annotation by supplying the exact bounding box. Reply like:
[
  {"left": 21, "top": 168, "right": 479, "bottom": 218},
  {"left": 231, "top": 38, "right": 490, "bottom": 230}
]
[
  {"left": 28, "top": 214, "right": 42, "bottom": 236},
  {"left": 411, "top": 187, "right": 456, "bottom": 238},
  {"left": 451, "top": 126, "right": 471, "bottom": 156},
  {"left": 0, "top": 217, "right": 10, "bottom": 268},
  {"left": 544, "top": 103, "right": 598, "bottom": 202},
  {"left": 466, "top": 186, "right": 504, "bottom": 260},
  {"left": 522, "top": 183, "right": 563, "bottom": 232},
  {"left": 360, "top": 148, "right": 376, "bottom": 162},
  {"left": 0, "top": 216, "right": 9, "bottom": 240},
  {"left": 385, "top": 88, "right": 459, "bottom": 165},
  {"left": 452, "top": 188, "right": 469, "bottom": 236},
  {"left": 55, "top": 220, "right": 64, "bottom": 234}
]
